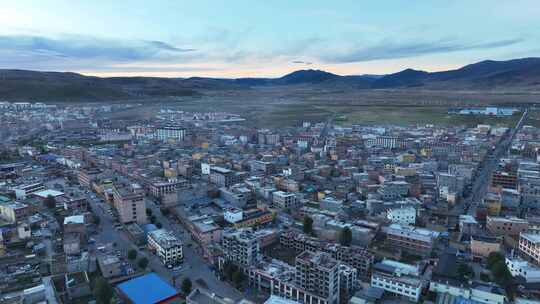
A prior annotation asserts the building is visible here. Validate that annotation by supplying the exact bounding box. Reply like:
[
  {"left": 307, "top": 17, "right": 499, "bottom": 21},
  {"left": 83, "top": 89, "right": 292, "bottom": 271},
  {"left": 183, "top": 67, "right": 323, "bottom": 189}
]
[
  {"left": 112, "top": 183, "right": 147, "bottom": 224},
  {"left": 154, "top": 125, "right": 186, "bottom": 142},
  {"left": 505, "top": 256, "right": 540, "bottom": 283},
  {"left": 12, "top": 182, "right": 45, "bottom": 199},
  {"left": 429, "top": 280, "right": 506, "bottom": 304},
  {"left": 519, "top": 233, "right": 540, "bottom": 265},
  {"left": 384, "top": 224, "right": 438, "bottom": 255},
  {"left": 0, "top": 200, "right": 29, "bottom": 223},
  {"left": 222, "top": 229, "right": 260, "bottom": 267},
  {"left": 486, "top": 216, "right": 529, "bottom": 237},
  {"left": 371, "top": 260, "right": 422, "bottom": 302},
  {"left": 148, "top": 229, "right": 183, "bottom": 266},
  {"left": 210, "top": 166, "right": 245, "bottom": 187},
  {"left": 77, "top": 168, "right": 102, "bottom": 188},
  {"left": 491, "top": 170, "right": 518, "bottom": 189},
  {"left": 386, "top": 206, "right": 416, "bottom": 225},
  {"left": 117, "top": 273, "right": 180, "bottom": 304},
  {"left": 471, "top": 235, "right": 502, "bottom": 259},
  {"left": 97, "top": 254, "right": 123, "bottom": 278},
  {"left": 224, "top": 208, "right": 244, "bottom": 224},
  {"left": 295, "top": 251, "right": 340, "bottom": 304},
  {"left": 273, "top": 191, "right": 299, "bottom": 210}
]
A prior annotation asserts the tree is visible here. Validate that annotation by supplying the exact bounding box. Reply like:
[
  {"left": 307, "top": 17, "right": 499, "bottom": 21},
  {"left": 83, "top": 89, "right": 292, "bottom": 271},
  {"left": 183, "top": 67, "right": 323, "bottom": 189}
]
[
  {"left": 223, "top": 261, "right": 238, "bottom": 281},
  {"left": 150, "top": 215, "right": 157, "bottom": 224},
  {"left": 155, "top": 222, "right": 163, "bottom": 229},
  {"left": 93, "top": 215, "right": 101, "bottom": 226},
  {"left": 487, "top": 252, "right": 504, "bottom": 269},
  {"left": 303, "top": 216, "right": 313, "bottom": 235},
  {"left": 160, "top": 207, "right": 170, "bottom": 216},
  {"left": 127, "top": 249, "right": 137, "bottom": 260},
  {"left": 181, "top": 278, "right": 192, "bottom": 294},
  {"left": 45, "top": 195, "right": 56, "bottom": 209},
  {"left": 339, "top": 227, "right": 352, "bottom": 246},
  {"left": 232, "top": 269, "right": 245, "bottom": 288},
  {"left": 94, "top": 277, "right": 114, "bottom": 304},
  {"left": 457, "top": 263, "right": 474, "bottom": 281},
  {"left": 146, "top": 208, "right": 152, "bottom": 216},
  {"left": 138, "top": 257, "right": 149, "bottom": 269}
]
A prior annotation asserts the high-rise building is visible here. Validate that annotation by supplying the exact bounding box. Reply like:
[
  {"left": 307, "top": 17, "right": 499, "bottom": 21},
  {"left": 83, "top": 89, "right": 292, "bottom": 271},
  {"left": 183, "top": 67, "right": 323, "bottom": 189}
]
[
  {"left": 295, "top": 251, "right": 340, "bottom": 304},
  {"left": 112, "top": 183, "right": 146, "bottom": 224},
  {"left": 222, "top": 229, "right": 260, "bottom": 267}
]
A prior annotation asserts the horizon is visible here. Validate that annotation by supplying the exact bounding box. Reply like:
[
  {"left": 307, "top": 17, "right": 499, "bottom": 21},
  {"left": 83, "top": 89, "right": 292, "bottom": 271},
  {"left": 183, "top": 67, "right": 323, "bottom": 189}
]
[{"left": 1, "top": 1, "right": 539, "bottom": 78}]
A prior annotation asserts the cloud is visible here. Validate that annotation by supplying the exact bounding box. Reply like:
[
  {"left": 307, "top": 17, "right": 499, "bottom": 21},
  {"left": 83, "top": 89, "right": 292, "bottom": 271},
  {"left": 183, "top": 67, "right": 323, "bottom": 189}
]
[
  {"left": 322, "top": 38, "right": 524, "bottom": 63},
  {"left": 0, "top": 34, "right": 195, "bottom": 62},
  {"left": 292, "top": 60, "right": 313, "bottom": 65}
]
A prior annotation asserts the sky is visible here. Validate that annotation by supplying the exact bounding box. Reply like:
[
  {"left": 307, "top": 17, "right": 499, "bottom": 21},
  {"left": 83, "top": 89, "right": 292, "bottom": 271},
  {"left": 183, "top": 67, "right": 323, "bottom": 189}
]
[{"left": 0, "top": 0, "right": 539, "bottom": 78}]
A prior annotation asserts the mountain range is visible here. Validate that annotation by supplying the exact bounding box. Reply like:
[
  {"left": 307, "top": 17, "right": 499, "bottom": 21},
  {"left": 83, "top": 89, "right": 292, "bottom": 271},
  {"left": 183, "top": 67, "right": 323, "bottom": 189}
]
[{"left": 1, "top": 57, "right": 540, "bottom": 101}]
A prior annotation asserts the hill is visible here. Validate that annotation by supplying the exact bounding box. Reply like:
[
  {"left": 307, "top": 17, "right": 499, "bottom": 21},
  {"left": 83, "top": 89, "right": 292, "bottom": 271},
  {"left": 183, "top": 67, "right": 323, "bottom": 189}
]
[{"left": 1, "top": 57, "right": 539, "bottom": 101}]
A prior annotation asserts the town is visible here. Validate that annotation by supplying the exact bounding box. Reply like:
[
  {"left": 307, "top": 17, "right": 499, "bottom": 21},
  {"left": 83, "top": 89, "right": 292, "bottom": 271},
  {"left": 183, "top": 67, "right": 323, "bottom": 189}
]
[{"left": 1, "top": 100, "right": 539, "bottom": 304}]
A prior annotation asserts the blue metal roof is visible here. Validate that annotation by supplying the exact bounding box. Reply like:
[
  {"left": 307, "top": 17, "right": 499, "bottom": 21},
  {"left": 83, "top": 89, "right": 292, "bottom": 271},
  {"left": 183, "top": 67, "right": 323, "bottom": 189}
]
[{"left": 117, "top": 273, "right": 178, "bottom": 304}]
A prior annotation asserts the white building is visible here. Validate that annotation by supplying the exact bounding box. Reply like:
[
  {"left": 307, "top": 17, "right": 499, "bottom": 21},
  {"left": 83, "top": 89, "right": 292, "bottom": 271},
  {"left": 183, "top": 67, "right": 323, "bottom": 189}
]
[
  {"left": 505, "top": 257, "right": 540, "bottom": 283},
  {"left": 224, "top": 208, "right": 243, "bottom": 224},
  {"left": 371, "top": 260, "right": 422, "bottom": 302},
  {"left": 386, "top": 206, "right": 416, "bottom": 225},
  {"left": 272, "top": 191, "right": 298, "bottom": 210},
  {"left": 154, "top": 125, "right": 186, "bottom": 142},
  {"left": 147, "top": 229, "right": 183, "bottom": 266},
  {"left": 519, "top": 233, "right": 540, "bottom": 265}
]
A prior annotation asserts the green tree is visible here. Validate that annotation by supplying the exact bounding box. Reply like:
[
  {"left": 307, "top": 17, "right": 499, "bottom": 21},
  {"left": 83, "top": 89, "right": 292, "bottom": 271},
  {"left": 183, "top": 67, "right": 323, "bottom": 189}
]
[
  {"left": 93, "top": 215, "right": 101, "bottom": 226},
  {"left": 146, "top": 208, "right": 153, "bottom": 216},
  {"left": 150, "top": 215, "right": 157, "bottom": 224},
  {"left": 223, "top": 261, "right": 238, "bottom": 281},
  {"left": 181, "top": 278, "right": 192, "bottom": 294},
  {"left": 155, "top": 222, "right": 163, "bottom": 229},
  {"left": 45, "top": 195, "right": 56, "bottom": 209},
  {"left": 138, "top": 257, "right": 149, "bottom": 269},
  {"left": 339, "top": 227, "right": 353, "bottom": 246},
  {"left": 457, "top": 263, "right": 474, "bottom": 281},
  {"left": 160, "top": 207, "right": 170, "bottom": 216},
  {"left": 303, "top": 216, "right": 313, "bottom": 235},
  {"left": 127, "top": 249, "right": 137, "bottom": 260},
  {"left": 94, "top": 277, "right": 114, "bottom": 304},
  {"left": 232, "top": 269, "right": 245, "bottom": 288}
]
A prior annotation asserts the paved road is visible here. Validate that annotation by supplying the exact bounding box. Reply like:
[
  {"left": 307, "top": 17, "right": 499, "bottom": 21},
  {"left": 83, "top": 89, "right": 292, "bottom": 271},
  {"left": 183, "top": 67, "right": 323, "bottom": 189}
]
[
  {"left": 460, "top": 109, "right": 529, "bottom": 215},
  {"left": 86, "top": 192, "right": 243, "bottom": 302}
]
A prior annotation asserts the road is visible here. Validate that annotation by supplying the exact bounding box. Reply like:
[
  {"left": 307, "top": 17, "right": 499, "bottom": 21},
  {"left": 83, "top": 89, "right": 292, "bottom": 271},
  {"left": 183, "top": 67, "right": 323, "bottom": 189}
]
[
  {"left": 460, "top": 109, "right": 528, "bottom": 215},
  {"left": 85, "top": 191, "right": 244, "bottom": 302}
]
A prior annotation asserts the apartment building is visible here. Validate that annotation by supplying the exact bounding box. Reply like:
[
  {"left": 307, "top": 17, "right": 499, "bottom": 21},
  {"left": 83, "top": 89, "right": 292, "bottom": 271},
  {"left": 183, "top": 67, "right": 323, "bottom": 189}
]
[
  {"left": 371, "top": 260, "right": 423, "bottom": 302},
  {"left": 386, "top": 206, "right": 416, "bottom": 225},
  {"left": 491, "top": 170, "right": 518, "bottom": 189},
  {"left": 505, "top": 256, "right": 540, "bottom": 283},
  {"left": 272, "top": 191, "right": 299, "bottom": 210},
  {"left": 471, "top": 235, "right": 502, "bottom": 259},
  {"left": 154, "top": 125, "right": 186, "bottom": 141},
  {"left": 147, "top": 229, "right": 183, "bottom": 266},
  {"left": 0, "top": 200, "right": 29, "bottom": 223},
  {"left": 222, "top": 229, "right": 260, "bottom": 267},
  {"left": 295, "top": 251, "right": 340, "bottom": 304},
  {"left": 12, "top": 182, "right": 45, "bottom": 199},
  {"left": 209, "top": 166, "right": 245, "bottom": 187},
  {"left": 77, "top": 168, "right": 102, "bottom": 188},
  {"left": 384, "top": 224, "right": 438, "bottom": 255},
  {"left": 486, "top": 216, "right": 529, "bottom": 237},
  {"left": 112, "top": 183, "right": 146, "bottom": 224},
  {"left": 519, "top": 233, "right": 540, "bottom": 265},
  {"left": 280, "top": 230, "right": 374, "bottom": 278}
]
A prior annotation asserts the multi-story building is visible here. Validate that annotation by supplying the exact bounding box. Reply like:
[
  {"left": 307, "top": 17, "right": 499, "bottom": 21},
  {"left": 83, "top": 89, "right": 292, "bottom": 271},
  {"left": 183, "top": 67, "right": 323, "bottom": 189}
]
[
  {"left": 386, "top": 206, "right": 416, "bottom": 225},
  {"left": 112, "top": 183, "right": 146, "bottom": 224},
  {"left": 505, "top": 256, "right": 540, "bottom": 283},
  {"left": 384, "top": 224, "right": 438, "bottom": 255},
  {"left": 519, "top": 233, "right": 540, "bottom": 265},
  {"left": 486, "top": 216, "right": 529, "bottom": 237},
  {"left": 0, "top": 200, "right": 29, "bottom": 223},
  {"left": 222, "top": 229, "right": 260, "bottom": 267},
  {"left": 272, "top": 191, "right": 299, "bottom": 210},
  {"left": 154, "top": 125, "right": 186, "bottom": 142},
  {"left": 209, "top": 166, "right": 245, "bottom": 188},
  {"left": 491, "top": 170, "right": 518, "bottom": 189},
  {"left": 339, "top": 264, "right": 358, "bottom": 302},
  {"left": 280, "top": 230, "right": 374, "bottom": 278},
  {"left": 371, "top": 260, "right": 423, "bottom": 302},
  {"left": 295, "top": 251, "right": 340, "bottom": 304},
  {"left": 147, "top": 229, "right": 183, "bottom": 266},
  {"left": 12, "top": 182, "right": 45, "bottom": 199},
  {"left": 77, "top": 168, "right": 102, "bottom": 188},
  {"left": 471, "top": 235, "right": 502, "bottom": 259}
]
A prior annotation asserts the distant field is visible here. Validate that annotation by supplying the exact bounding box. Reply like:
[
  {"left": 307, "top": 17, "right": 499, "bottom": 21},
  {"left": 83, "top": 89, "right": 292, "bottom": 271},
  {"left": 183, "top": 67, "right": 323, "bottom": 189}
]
[{"left": 103, "top": 88, "right": 530, "bottom": 128}]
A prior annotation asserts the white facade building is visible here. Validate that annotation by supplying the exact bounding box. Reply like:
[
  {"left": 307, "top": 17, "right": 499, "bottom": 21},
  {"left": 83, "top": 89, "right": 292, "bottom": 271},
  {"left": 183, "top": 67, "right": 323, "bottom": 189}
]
[
  {"left": 386, "top": 206, "right": 416, "bottom": 225},
  {"left": 147, "top": 229, "right": 183, "bottom": 266}
]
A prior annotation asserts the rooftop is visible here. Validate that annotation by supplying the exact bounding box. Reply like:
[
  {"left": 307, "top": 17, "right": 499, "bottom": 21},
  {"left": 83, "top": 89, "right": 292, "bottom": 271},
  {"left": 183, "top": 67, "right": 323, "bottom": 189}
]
[{"left": 117, "top": 273, "right": 179, "bottom": 304}]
